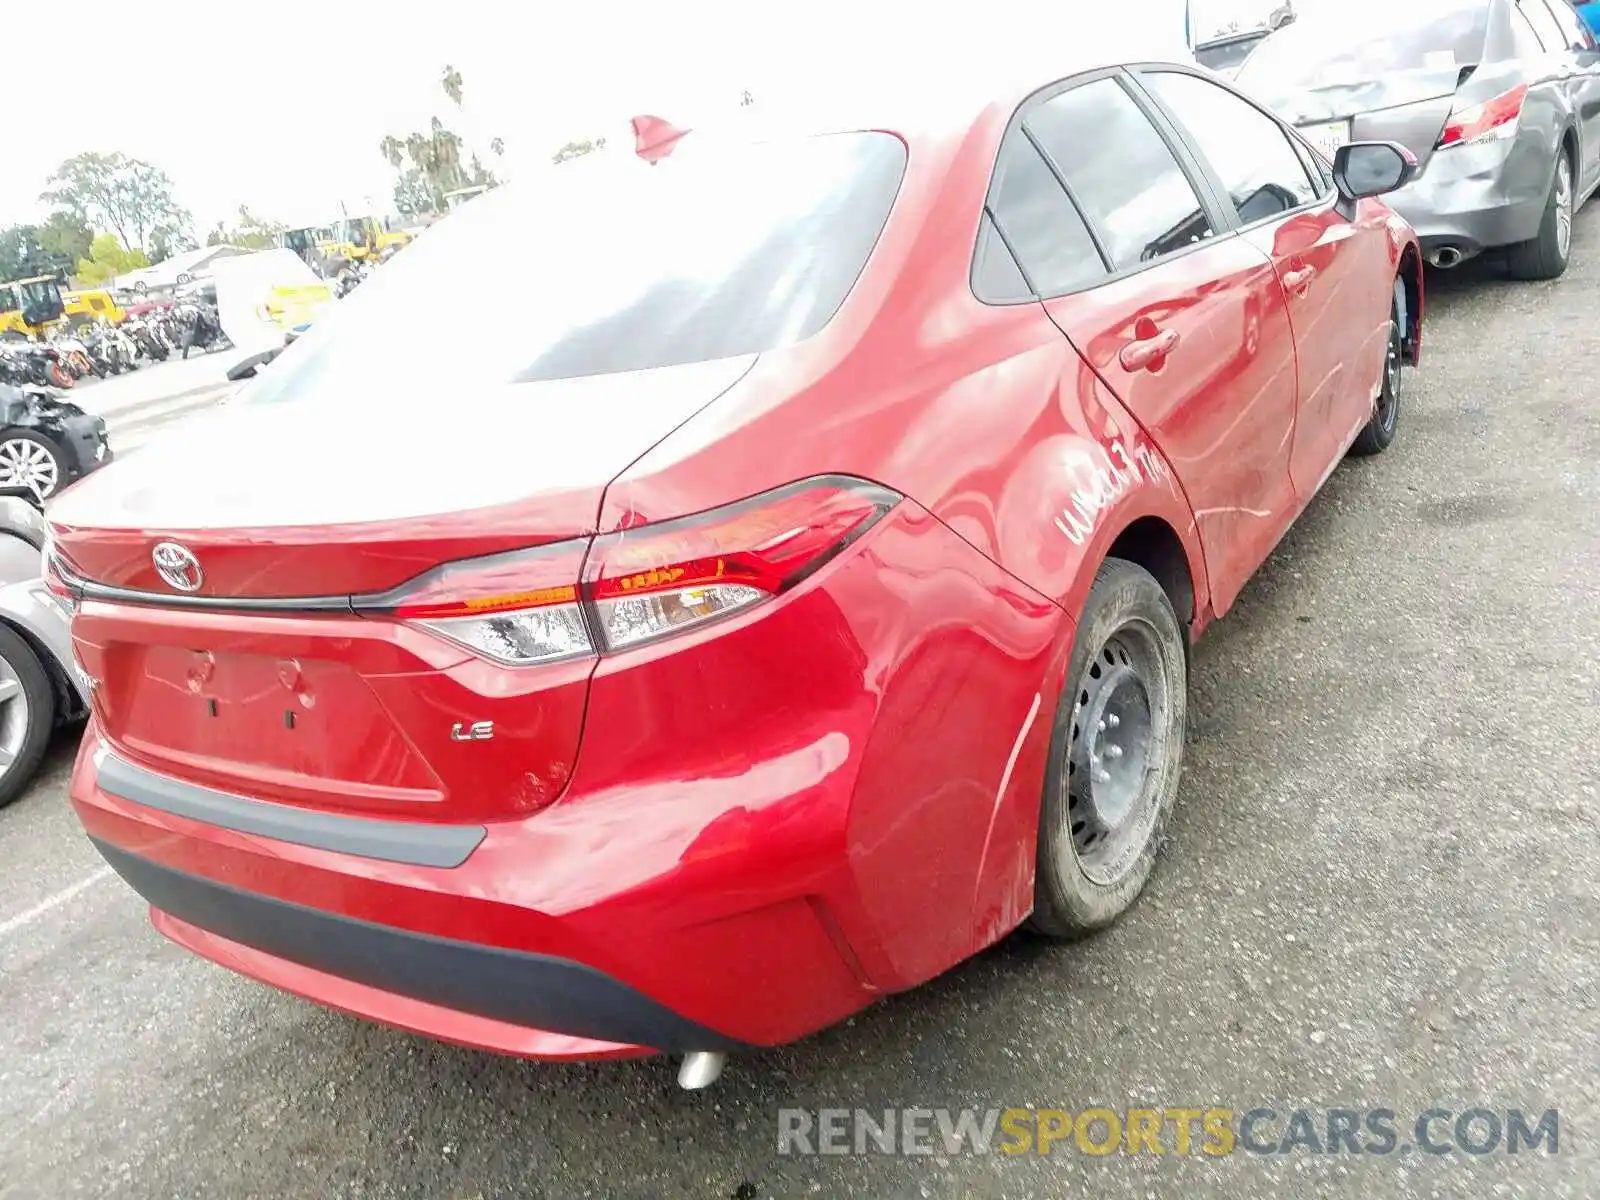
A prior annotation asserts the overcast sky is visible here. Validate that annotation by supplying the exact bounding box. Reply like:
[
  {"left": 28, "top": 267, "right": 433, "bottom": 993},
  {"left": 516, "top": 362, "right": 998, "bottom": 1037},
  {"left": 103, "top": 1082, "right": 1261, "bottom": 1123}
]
[{"left": 3, "top": 1, "right": 1269, "bottom": 235}]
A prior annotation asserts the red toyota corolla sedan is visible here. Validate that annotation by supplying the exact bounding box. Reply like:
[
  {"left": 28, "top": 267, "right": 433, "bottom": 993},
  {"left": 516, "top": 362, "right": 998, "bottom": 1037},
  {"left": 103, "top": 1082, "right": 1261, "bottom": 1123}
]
[{"left": 48, "top": 49, "right": 1424, "bottom": 1086}]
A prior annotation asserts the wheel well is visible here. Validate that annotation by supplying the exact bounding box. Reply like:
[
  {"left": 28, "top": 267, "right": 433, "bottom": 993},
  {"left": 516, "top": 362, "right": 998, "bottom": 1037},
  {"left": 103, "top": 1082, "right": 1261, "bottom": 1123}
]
[
  {"left": 0, "top": 615, "right": 82, "bottom": 725},
  {"left": 1106, "top": 517, "right": 1194, "bottom": 627},
  {"left": 1397, "top": 247, "right": 1422, "bottom": 365}
]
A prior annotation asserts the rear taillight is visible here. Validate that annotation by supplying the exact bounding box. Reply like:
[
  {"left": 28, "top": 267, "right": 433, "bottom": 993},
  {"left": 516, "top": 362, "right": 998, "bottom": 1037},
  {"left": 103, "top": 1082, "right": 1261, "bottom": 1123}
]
[
  {"left": 359, "top": 477, "right": 899, "bottom": 664},
  {"left": 378, "top": 540, "right": 592, "bottom": 667},
  {"left": 42, "top": 541, "right": 79, "bottom": 614},
  {"left": 586, "top": 477, "right": 898, "bottom": 650},
  {"left": 1436, "top": 83, "right": 1528, "bottom": 150}
]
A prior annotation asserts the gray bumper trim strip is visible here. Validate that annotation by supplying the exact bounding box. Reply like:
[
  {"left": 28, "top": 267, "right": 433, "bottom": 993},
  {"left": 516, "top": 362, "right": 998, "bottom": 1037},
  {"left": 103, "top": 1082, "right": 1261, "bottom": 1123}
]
[{"left": 96, "top": 752, "right": 485, "bottom": 868}]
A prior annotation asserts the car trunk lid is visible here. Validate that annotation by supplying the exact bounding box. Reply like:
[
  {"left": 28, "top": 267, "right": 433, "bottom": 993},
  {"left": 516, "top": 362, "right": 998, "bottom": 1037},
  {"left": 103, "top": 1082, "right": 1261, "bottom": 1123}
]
[
  {"left": 1268, "top": 66, "right": 1467, "bottom": 172},
  {"left": 50, "top": 356, "right": 754, "bottom": 597},
  {"left": 55, "top": 356, "right": 754, "bottom": 823}
]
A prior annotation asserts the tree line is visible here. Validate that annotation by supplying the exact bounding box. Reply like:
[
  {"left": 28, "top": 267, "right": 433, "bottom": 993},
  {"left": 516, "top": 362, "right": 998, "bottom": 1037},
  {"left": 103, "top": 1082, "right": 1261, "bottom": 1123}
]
[
  {"left": 1, "top": 64, "right": 631, "bottom": 287},
  {"left": 1, "top": 150, "right": 195, "bottom": 284}
]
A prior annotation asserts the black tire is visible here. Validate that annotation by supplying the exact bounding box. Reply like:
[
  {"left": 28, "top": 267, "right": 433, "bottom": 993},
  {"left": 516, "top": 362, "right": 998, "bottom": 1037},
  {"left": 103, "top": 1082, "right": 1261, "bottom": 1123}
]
[
  {"left": 1507, "top": 146, "right": 1574, "bottom": 281},
  {"left": 1029, "top": 558, "right": 1188, "bottom": 938},
  {"left": 1349, "top": 291, "right": 1403, "bottom": 458},
  {"left": 0, "top": 623, "right": 56, "bottom": 809}
]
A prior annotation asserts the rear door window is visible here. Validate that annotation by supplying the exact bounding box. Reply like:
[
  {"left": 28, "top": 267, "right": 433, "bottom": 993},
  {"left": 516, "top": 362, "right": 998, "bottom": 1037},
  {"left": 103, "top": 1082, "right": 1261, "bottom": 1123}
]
[
  {"left": 1538, "top": 0, "right": 1595, "bottom": 48},
  {"left": 1519, "top": 0, "right": 1569, "bottom": 49},
  {"left": 1512, "top": 2, "right": 1549, "bottom": 52},
  {"left": 1140, "top": 70, "right": 1321, "bottom": 224},
  {"left": 976, "top": 135, "right": 1107, "bottom": 301},
  {"left": 1025, "top": 77, "right": 1216, "bottom": 271}
]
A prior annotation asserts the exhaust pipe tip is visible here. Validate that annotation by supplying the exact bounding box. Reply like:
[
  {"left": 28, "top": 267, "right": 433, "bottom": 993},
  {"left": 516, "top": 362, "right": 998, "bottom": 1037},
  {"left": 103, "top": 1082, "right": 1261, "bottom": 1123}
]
[
  {"left": 1428, "top": 246, "right": 1464, "bottom": 269},
  {"left": 677, "top": 1051, "right": 727, "bottom": 1090}
]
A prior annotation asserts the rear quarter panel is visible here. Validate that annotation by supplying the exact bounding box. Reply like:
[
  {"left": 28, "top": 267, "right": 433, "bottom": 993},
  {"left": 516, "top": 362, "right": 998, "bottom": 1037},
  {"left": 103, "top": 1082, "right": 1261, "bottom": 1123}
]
[{"left": 596, "top": 106, "right": 1209, "bottom": 985}]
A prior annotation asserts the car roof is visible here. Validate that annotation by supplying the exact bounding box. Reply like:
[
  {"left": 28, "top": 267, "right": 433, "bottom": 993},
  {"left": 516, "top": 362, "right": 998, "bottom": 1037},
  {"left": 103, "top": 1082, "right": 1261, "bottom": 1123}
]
[{"left": 682, "top": 24, "right": 1197, "bottom": 148}]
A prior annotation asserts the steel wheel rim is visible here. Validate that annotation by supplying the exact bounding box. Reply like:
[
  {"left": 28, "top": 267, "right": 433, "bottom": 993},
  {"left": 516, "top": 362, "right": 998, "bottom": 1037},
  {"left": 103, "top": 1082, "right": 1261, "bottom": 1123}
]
[
  {"left": 1378, "top": 318, "right": 1402, "bottom": 433},
  {"left": 0, "top": 438, "right": 59, "bottom": 498},
  {"left": 0, "top": 651, "right": 30, "bottom": 771},
  {"left": 1066, "top": 619, "right": 1171, "bottom": 886},
  {"left": 1557, "top": 156, "right": 1574, "bottom": 260}
]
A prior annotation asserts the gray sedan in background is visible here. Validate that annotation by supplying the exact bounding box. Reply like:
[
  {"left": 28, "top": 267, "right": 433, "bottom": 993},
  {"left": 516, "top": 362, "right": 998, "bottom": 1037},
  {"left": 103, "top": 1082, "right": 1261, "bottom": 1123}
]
[{"left": 1236, "top": 0, "right": 1600, "bottom": 276}]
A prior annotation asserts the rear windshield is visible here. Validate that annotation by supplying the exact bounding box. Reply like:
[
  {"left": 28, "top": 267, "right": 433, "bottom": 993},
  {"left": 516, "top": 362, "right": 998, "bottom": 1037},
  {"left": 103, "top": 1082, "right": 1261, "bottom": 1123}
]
[
  {"left": 1238, "top": 0, "right": 1488, "bottom": 90},
  {"left": 242, "top": 132, "right": 905, "bottom": 405}
]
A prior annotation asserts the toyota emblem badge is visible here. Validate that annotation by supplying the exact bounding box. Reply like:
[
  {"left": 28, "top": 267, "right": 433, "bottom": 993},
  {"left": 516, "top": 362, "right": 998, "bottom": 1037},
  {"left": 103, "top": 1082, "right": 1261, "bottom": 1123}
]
[{"left": 151, "top": 542, "right": 203, "bottom": 593}]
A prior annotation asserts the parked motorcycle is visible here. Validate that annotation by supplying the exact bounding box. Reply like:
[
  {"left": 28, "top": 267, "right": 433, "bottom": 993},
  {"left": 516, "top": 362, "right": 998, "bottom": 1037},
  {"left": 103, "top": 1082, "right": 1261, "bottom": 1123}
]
[
  {"left": 122, "top": 315, "right": 173, "bottom": 363},
  {"left": 333, "top": 261, "right": 372, "bottom": 299},
  {"left": 173, "top": 301, "right": 228, "bottom": 360},
  {"left": 0, "top": 344, "right": 73, "bottom": 390},
  {"left": 81, "top": 322, "right": 139, "bottom": 376},
  {"left": 48, "top": 333, "right": 98, "bottom": 380}
]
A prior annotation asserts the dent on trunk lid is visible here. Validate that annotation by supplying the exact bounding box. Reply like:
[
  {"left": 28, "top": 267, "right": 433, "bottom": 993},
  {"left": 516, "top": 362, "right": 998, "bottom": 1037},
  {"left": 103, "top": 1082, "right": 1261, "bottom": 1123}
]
[
  {"left": 49, "top": 355, "right": 758, "bottom": 532},
  {"left": 1263, "top": 65, "right": 1465, "bottom": 126}
]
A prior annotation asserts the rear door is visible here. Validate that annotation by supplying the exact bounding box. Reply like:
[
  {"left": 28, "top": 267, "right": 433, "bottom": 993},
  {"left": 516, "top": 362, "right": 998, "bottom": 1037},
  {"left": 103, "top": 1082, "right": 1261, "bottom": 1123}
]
[
  {"left": 1135, "top": 67, "right": 1391, "bottom": 501},
  {"left": 1532, "top": 0, "right": 1600, "bottom": 195},
  {"left": 1025, "top": 73, "right": 1302, "bottom": 615}
]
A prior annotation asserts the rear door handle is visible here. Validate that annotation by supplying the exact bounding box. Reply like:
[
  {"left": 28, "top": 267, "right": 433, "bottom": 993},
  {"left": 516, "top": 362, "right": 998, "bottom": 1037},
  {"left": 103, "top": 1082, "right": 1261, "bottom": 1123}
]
[
  {"left": 1283, "top": 265, "right": 1317, "bottom": 296},
  {"left": 1119, "top": 328, "right": 1180, "bottom": 372}
]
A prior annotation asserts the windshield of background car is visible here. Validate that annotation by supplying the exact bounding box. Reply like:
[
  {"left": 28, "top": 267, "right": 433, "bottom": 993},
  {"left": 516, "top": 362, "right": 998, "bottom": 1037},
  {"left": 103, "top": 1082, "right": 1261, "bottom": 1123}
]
[
  {"left": 1237, "top": 0, "right": 1490, "bottom": 92},
  {"left": 1196, "top": 34, "right": 1267, "bottom": 75},
  {"left": 240, "top": 131, "right": 906, "bottom": 405}
]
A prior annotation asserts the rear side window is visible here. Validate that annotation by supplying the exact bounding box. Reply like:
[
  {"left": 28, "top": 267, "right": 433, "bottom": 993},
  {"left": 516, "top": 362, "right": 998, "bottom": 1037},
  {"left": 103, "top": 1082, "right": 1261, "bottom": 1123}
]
[
  {"left": 1520, "top": 0, "right": 1569, "bottom": 48},
  {"left": 1512, "top": 3, "right": 1548, "bottom": 52},
  {"left": 241, "top": 132, "right": 907, "bottom": 403},
  {"left": 1025, "top": 78, "right": 1215, "bottom": 271},
  {"left": 1544, "top": 0, "right": 1598, "bottom": 49},
  {"left": 1141, "top": 71, "right": 1320, "bottom": 223},
  {"left": 973, "top": 213, "right": 1033, "bottom": 302},
  {"left": 976, "top": 136, "right": 1106, "bottom": 301}
]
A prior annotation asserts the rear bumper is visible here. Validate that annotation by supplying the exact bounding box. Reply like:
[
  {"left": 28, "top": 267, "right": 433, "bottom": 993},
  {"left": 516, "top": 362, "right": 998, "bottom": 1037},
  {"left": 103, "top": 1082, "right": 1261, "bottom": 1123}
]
[
  {"left": 94, "top": 838, "right": 747, "bottom": 1055},
  {"left": 1396, "top": 194, "right": 1545, "bottom": 256},
  {"left": 68, "top": 500, "right": 1069, "bottom": 1059},
  {"left": 1387, "top": 141, "right": 1552, "bottom": 256},
  {"left": 73, "top": 729, "right": 878, "bottom": 1057}
]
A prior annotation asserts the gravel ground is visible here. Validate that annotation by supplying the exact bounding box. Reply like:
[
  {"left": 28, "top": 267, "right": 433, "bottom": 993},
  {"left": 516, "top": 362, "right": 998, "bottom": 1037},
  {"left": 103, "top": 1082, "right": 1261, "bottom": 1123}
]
[{"left": 1, "top": 213, "right": 1596, "bottom": 1200}]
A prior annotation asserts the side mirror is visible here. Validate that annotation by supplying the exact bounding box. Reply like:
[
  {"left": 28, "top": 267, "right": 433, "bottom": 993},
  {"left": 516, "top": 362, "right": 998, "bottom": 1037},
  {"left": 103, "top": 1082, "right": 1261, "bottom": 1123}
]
[{"left": 1332, "top": 141, "right": 1418, "bottom": 211}]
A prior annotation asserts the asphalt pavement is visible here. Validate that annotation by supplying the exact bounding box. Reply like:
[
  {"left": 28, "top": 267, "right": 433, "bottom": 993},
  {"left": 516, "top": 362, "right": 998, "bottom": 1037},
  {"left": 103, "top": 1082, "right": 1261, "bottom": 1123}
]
[
  {"left": 2, "top": 214, "right": 1597, "bottom": 1200},
  {"left": 67, "top": 352, "right": 238, "bottom": 454}
]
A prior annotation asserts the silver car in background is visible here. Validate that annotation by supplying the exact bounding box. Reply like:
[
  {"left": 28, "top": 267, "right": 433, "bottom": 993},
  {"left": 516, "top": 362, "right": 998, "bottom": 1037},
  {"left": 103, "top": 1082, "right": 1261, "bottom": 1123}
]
[
  {"left": 1236, "top": 0, "right": 1600, "bottom": 276},
  {"left": 0, "top": 489, "right": 88, "bottom": 808}
]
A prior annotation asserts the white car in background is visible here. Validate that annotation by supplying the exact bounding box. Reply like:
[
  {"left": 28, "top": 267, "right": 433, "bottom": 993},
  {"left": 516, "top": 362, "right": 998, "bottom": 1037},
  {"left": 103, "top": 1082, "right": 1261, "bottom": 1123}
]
[
  {"left": 114, "top": 245, "right": 248, "bottom": 295},
  {"left": 1191, "top": 2, "right": 1295, "bottom": 76}
]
